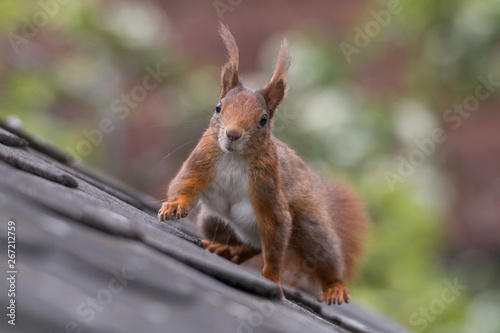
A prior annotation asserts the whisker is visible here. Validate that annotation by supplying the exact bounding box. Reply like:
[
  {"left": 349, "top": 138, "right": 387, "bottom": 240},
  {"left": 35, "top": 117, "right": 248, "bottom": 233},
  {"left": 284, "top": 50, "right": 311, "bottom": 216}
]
[
  {"left": 210, "top": 219, "right": 220, "bottom": 244},
  {"left": 210, "top": 117, "right": 225, "bottom": 129},
  {"left": 150, "top": 139, "right": 199, "bottom": 173},
  {"left": 146, "top": 119, "right": 209, "bottom": 128},
  {"left": 150, "top": 128, "right": 222, "bottom": 173},
  {"left": 148, "top": 197, "right": 169, "bottom": 204}
]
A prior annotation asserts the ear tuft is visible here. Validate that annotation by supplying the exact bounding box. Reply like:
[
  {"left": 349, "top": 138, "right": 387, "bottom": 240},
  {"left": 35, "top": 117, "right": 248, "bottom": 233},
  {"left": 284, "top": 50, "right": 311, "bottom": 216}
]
[
  {"left": 270, "top": 38, "right": 292, "bottom": 85},
  {"left": 260, "top": 38, "right": 292, "bottom": 116},
  {"left": 219, "top": 23, "right": 240, "bottom": 99},
  {"left": 219, "top": 23, "right": 239, "bottom": 69}
]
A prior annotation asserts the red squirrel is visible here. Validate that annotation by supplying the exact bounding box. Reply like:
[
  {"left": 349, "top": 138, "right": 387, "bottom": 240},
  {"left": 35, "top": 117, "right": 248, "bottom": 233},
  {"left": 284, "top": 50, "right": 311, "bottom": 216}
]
[{"left": 158, "top": 24, "right": 369, "bottom": 305}]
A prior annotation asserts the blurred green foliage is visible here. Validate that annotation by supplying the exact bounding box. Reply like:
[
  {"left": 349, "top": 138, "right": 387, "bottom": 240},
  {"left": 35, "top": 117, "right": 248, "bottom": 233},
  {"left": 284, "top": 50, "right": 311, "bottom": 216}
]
[{"left": 1, "top": 1, "right": 500, "bottom": 332}]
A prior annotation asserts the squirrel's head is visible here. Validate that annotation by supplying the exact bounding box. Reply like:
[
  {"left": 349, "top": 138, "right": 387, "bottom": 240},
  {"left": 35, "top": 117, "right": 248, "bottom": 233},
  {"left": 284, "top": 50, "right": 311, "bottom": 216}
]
[{"left": 211, "top": 24, "right": 291, "bottom": 155}]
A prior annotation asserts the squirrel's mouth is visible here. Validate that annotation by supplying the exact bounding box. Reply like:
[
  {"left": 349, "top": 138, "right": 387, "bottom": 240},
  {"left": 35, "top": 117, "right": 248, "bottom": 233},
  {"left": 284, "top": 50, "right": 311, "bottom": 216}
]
[
  {"left": 221, "top": 141, "right": 239, "bottom": 153},
  {"left": 219, "top": 136, "right": 242, "bottom": 153},
  {"left": 223, "top": 144, "right": 237, "bottom": 152}
]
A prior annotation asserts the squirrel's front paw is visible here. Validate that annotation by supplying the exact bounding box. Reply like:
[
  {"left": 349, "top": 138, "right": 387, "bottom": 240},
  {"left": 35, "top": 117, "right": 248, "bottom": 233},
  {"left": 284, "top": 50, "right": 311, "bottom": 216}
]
[{"left": 158, "top": 201, "right": 188, "bottom": 221}]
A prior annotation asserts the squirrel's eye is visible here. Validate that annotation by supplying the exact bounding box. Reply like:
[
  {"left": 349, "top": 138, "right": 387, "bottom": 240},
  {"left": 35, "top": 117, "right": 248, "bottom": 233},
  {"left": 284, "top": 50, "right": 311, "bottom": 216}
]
[
  {"left": 259, "top": 114, "right": 268, "bottom": 126},
  {"left": 215, "top": 102, "right": 222, "bottom": 113}
]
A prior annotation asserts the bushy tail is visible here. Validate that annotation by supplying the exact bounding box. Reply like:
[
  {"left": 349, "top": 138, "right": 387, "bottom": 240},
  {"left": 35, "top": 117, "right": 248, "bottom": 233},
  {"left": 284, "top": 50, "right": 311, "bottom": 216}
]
[{"left": 329, "top": 182, "right": 370, "bottom": 281}]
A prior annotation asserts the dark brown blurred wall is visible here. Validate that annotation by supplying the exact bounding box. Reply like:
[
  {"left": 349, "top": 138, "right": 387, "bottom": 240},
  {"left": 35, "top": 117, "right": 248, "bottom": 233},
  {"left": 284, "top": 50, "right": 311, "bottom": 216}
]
[
  {"left": 445, "top": 108, "right": 500, "bottom": 256},
  {"left": 147, "top": 0, "right": 369, "bottom": 70}
]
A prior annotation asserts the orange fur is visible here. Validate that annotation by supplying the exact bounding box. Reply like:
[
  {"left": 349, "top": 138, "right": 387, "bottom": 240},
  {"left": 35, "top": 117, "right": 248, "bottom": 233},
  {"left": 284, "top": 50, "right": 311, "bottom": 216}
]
[{"left": 158, "top": 24, "right": 369, "bottom": 305}]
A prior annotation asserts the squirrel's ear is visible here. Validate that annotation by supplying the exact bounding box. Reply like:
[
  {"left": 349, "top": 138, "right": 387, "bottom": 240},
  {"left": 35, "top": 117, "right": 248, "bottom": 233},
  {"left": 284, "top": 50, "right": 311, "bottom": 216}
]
[
  {"left": 219, "top": 23, "right": 240, "bottom": 99},
  {"left": 260, "top": 38, "right": 291, "bottom": 117}
]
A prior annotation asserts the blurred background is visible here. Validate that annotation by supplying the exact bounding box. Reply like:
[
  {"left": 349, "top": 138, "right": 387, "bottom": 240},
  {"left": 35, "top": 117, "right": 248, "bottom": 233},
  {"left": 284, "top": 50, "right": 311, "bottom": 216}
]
[{"left": 1, "top": 0, "right": 500, "bottom": 332}]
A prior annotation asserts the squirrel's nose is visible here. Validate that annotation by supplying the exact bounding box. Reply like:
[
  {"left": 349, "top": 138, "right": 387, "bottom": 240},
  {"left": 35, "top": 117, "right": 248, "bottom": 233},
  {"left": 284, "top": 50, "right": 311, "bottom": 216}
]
[{"left": 226, "top": 129, "right": 242, "bottom": 141}]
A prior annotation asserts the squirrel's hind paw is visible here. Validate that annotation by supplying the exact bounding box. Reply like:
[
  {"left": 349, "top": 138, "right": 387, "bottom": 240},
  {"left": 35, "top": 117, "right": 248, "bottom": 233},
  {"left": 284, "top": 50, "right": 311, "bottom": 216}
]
[
  {"left": 316, "top": 281, "right": 351, "bottom": 306},
  {"left": 202, "top": 241, "right": 233, "bottom": 260},
  {"left": 202, "top": 241, "right": 260, "bottom": 265}
]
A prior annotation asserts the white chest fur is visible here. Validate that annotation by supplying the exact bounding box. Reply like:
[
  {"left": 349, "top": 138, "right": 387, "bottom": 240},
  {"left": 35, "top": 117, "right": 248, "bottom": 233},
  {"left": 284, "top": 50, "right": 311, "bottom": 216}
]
[{"left": 199, "top": 153, "right": 261, "bottom": 249}]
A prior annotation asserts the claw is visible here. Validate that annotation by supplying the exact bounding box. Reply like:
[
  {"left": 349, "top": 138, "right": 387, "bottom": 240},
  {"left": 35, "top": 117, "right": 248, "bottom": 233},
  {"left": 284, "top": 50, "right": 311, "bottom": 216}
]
[
  {"left": 202, "top": 241, "right": 259, "bottom": 265},
  {"left": 158, "top": 201, "right": 188, "bottom": 222},
  {"left": 316, "top": 281, "right": 351, "bottom": 306}
]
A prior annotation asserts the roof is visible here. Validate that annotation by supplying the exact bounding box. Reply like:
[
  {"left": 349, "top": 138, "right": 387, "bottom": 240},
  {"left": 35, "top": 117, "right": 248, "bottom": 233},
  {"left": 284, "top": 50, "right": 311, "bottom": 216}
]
[{"left": 0, "top": 119, "right": 410, "bottom": 333}]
